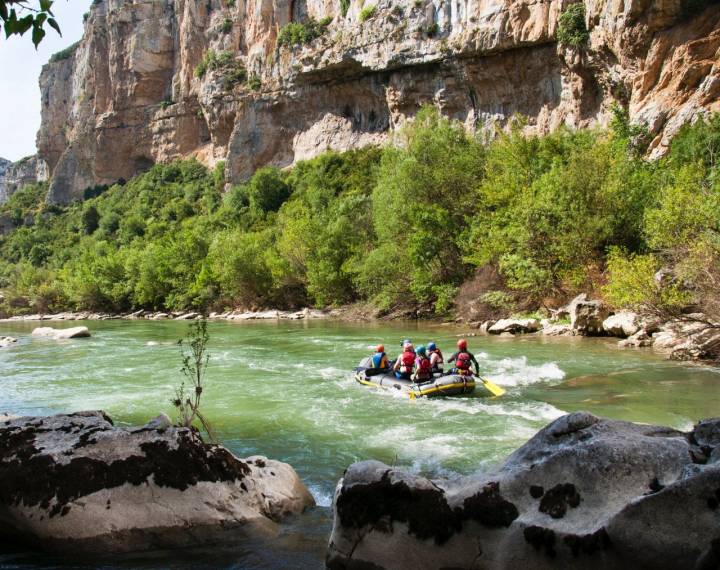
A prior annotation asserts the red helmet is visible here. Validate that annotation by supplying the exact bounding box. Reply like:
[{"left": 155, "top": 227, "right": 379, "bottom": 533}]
[
  {"left": 376, "top": 344, "right": 385, "bottom": 353},
  {"left": 457, "top": 338, "right": 468, "bottom": 350}
]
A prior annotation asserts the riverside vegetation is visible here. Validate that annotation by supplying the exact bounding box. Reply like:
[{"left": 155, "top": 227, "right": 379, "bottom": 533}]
[{"left": 0, "top": 108, "right": 719, "bottom": 322}]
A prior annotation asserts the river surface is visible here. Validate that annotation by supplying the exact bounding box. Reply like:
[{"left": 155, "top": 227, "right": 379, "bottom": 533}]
[{"left": 1, "top": 319, "right": 719, "bottom": 568}]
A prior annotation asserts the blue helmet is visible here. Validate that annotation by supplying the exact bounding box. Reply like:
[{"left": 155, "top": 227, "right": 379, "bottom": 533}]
[
  {"left": 427, "top": 342, "right": 437, "bottom": 351},
  {"left": 417, "top": 345, "right": 427, "bottom": 356}
]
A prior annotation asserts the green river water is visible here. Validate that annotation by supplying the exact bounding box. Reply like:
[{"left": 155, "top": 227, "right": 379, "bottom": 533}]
[{"left": 1, "top": 319, "right": 719, "bottom": 569}]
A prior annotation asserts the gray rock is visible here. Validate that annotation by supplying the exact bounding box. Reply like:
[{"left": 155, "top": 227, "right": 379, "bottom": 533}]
[
  {"left": 0, "top": 336, "right": 18, "bottom": 348},
  {"left": 602, "top": 311, "right": 640, "bottom": 338},
  {"left": 0, "top": 411, "right": 314, "bottom": 553},
  {"left": 142, "top": 413, "right": 173, "bottom": 430},
  {"left": 570, "top": 297, "right": 610, "bottom": 336},
  {"left": 32, "top": 326, "right": 91, "bottom": 339},
  {"left": 542, "top": 324, "right": 574, "bottom": 336},
  {"left": 327, "top": 412, "right": 719, "bottom": 570},
  {"left": 618, "top": 330, "right": 653, "bottom": 348},
  {"left": 488, "top": 318, "right": 541, "bottom": 335}
]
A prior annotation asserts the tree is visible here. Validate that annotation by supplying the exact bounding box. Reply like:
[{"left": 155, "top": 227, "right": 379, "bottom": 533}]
[{"left": 1, "top": 0, "right": 61, "bottom": 47}]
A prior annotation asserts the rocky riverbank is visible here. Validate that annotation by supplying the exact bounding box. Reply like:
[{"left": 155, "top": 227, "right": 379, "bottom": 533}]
[
  {"left": 468, "top": 294, "right": 720, "bottom": 362},
  {"left": 327, "top": 412, "right": 720, "bottom": 570},
  {"left": 3, "top": 295, "right": 719, "bottom": 362},
  {"left": 0, "top": 411, "right": 315, "bottom": 553}
]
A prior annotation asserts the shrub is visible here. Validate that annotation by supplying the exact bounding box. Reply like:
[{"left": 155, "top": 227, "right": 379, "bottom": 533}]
[
  {"left": 557, "top": 3, "right": 589, "bottom": 48},
  {"left": 221, "top": 17, "right": 233, "bottom": 33},
  {"left": 247, "top": 75, "right": 262, "bottom": 91},
  {"left": 359, "top": 5, "right": 376, "bottom": 22},
  {"left": 340, "top": 0, "right": 350, "bottom": 17},
  {"left": 49, "top": 41, "right": 80, "bottom": 63},
  {"left": 277, "top": 18, "right": 329, "bottom": 47}
]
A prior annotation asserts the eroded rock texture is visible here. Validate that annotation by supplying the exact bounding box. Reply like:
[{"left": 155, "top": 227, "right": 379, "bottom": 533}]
[
  {"left": 0, "top": 156, "right": 47, "bottom": 204},
  {"left": 36, "top": 0, "right": 720, "bottom": 202},
  {"left": 327, "top": 412, "right": 720, "bottom": 569},
  {"left": 0, "top": 411, "right": 314, "bottom": 553}
]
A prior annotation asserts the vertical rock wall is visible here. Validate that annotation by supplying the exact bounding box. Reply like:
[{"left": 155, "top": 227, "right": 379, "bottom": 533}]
[{"left": 35, "top": 0, "right": 720, "bottom": 203}]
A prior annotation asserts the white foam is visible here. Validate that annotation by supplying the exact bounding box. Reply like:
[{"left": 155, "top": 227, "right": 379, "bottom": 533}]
[
  {"left": 484, "top": 356, "right": 565, "bottom": 387},
  {"left": 308, "top": 485, "right": 334, "bottom": 507}
]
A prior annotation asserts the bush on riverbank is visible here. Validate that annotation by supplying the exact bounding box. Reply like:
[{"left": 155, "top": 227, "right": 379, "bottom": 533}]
[{"left": 0, "top": 110, "right": 718, "bottom": 319}]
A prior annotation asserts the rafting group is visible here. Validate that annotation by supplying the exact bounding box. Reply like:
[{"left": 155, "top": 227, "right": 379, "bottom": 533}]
[{"left": 355, "top": 338, "right": 505, "bottom": 399}]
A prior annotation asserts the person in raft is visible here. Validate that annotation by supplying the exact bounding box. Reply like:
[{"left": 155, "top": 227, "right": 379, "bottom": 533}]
[
  {"left": 427, "top": 341, "right": 444, "bottom": 374},
  {"left": 371, "top": 344, "right": 390, "bottom": 371},
  {"left": 393, "top": 341, "right": 416, "bottom": 380},
  {"left": 447, "top": 339, "right": 480, "bottom": 376},
  {"left": 412, "top": 346, "right": 433, "bottom": 382}
]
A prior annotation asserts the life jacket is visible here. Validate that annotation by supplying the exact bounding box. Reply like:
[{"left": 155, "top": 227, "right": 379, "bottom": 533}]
[
  {"left": 456, "top": 351, "right": 473, "bottom": 373},
  {"left": 415, "top": 356, "right": 432, "bottom": 379},
  {"left": 429, "top": 348, "right": 444, "bottom": 364},
  {"left": 400, "top": 351, "right": 415, "bottom": 374},
  {"left": 372, "top": 352, "right": 388, "bottom": 369}
]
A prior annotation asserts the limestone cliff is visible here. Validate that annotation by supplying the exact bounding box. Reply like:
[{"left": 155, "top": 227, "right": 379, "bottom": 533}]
[
  {"left": 0, "top": 156, "right": 48, "bottom": 204},
  {"left": 37, "top": 0, "right": 720, "bottom": 203}
]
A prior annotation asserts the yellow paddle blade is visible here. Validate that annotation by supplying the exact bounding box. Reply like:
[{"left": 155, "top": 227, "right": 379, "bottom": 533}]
[{"left": 480, "top": 377, "right": 506, "bottom": 397}]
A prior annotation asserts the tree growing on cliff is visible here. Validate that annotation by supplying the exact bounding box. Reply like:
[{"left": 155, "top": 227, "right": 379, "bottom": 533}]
[
  {"left": 1, "top": 0, "right": 61, "bottom": 47},
  {"left": 173, "top": 319, "right": 215, "bottom": 441}
]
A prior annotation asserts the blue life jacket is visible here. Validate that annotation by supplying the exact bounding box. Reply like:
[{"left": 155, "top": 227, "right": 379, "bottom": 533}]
[{"left": 372, "top": 352, "right": 388, "bottom": 369}]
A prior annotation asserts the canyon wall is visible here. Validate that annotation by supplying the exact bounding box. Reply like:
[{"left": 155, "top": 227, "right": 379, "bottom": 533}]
[
  {"left": 36, "top": 0, "right": 720, "bottom": 203},
  {"left": 0, "top": 156, "right": 48, "bottom": 204}
]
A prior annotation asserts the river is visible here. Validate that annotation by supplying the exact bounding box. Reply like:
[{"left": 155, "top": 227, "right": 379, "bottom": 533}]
[{"left": 1, "top": 319, "right": 719, "bottom": 568}]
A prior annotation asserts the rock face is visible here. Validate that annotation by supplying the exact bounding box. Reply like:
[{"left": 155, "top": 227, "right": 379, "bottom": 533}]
[
  {"left": 0, "top": 155, "right": 47, "bottom": 204},
  {"left": 36, "top": 0, "right": 720, "bottom": 202},
  {"left": 31, "top": 326, "right": 91, "bottom": 339},
  {"left": 0, "top": 411, "right": 315, "bottom": 553},
  {"left": 327, "top": 412, "right": 720, "bottom": 570}
]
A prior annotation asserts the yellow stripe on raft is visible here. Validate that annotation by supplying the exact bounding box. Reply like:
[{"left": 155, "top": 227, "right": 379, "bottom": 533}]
[{"left": 413, "top": 382, "right": 475, "bottom": 397}]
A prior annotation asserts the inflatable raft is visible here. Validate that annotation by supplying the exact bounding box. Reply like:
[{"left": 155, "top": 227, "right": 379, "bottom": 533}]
[{"left": 354, "top": 357, "right": 501, "bottom": 398}]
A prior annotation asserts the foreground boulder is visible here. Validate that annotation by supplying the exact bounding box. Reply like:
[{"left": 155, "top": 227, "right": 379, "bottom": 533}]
[
  {"left": 327, "top": 412, "right": 720, "bottom": 570},
  {"left": 31, "top": 326, "right": 91, "bottom": 339},
  {"left": 0, "top": 411, "right": 314, "bottom": 553}
]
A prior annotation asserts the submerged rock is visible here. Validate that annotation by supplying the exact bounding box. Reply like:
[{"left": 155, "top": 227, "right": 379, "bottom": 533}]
[
  {"left": 31, "top": 326, "right": 91, "bottom": 339},
  {"left": 0, "top": 336, "right": 18, "bottom": 347},
  {"left": 327, "top": 412, "right": 720, "bottom": 570},
  {"left": 0, "top": 411, "right": 314, "bottom": 553}
]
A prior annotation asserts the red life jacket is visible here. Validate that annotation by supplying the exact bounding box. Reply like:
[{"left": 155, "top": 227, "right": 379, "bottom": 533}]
[
  {"left": 400, "top": 351, "right": 415, "bottom": 373},
  {"left": 415, "top": 356, "right": 432, "bottom": 379},
  {"left": 456, "top": 351, "right": 472, "bottom": 371}
]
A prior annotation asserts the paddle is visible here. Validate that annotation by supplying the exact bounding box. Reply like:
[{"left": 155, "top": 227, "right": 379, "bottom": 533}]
[{"left": 478, "top": 376, "right": 506, "bottom": 397}]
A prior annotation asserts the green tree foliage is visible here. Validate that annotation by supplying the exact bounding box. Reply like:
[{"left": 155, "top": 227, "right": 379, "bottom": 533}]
[
  {"left": 1, "top": 111, "right": 719, "bottom": 320},
  {"left": 1, "top": 0, "right": 61, "bottom": 47}
]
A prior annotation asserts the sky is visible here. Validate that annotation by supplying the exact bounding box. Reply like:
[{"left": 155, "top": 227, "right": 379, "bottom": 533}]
[{"left": 0, "top": 0, "right": 90, "bottom": 162}]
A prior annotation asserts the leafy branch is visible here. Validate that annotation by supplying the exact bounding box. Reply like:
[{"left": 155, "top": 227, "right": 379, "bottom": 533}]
[{"left": 1, "top": 0, "right": 61, "bottom": 47}]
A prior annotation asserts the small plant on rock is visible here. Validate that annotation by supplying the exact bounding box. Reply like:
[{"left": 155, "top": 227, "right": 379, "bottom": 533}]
[
  {"left": 359, "top": 5, "right": 376, "bottom": 22},
  {"left": 557, "top": 3, "right": 589, "bottom": 48},
  {"left": 172, "top": 319, "right": 215, "bottom": 440}
]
